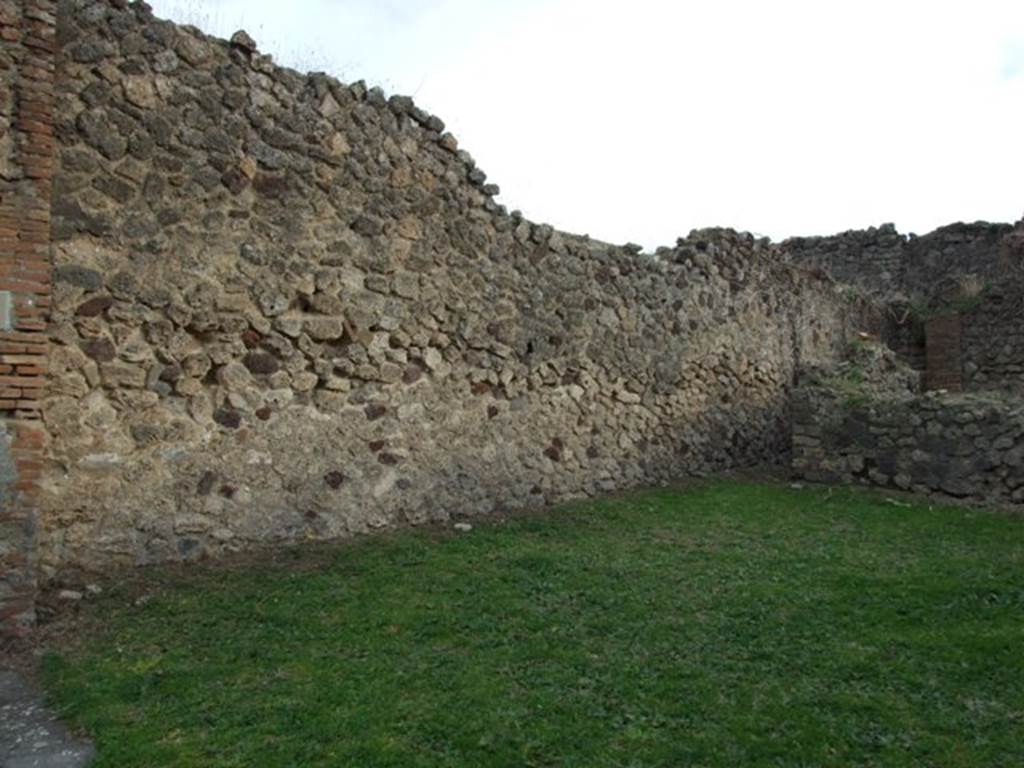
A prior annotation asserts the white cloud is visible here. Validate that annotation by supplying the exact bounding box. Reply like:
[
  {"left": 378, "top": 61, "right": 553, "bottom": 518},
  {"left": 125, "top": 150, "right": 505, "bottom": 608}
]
[
  {"left": 151, "top": 0, "right": 1024, "bottom": 249},
  {"left": 1003, "top": 40, "right": 1024, "bottom": 79}
]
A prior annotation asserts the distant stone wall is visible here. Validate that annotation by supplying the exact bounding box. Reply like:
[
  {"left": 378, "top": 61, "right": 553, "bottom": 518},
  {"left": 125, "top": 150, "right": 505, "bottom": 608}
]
[
  {"left": 780, "top": 224, "right": 907, "bottom": 297},
  {"left": 901, "top": 223, "right": 1018, "bottom": 301},
  {"left": 962, "top": 283, "right": 1024, "bottom": 393},
  {"left": 780, "top": 222, "right": 1018, "bottom": 302},
  {"left": 29, "top": 0, "right": 863, "bottom": 581},
  {"left": 793, "top": 388, "right": 1024, "bottom": 506},
  {"left": 783, "top": 223, "right": 1024, "bottom": 393}
]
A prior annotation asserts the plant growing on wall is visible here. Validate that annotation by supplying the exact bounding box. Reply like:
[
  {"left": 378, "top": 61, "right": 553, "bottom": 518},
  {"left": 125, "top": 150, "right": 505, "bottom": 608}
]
[{"left": 909, "top": 274, "right": 989, "bottom": 320}]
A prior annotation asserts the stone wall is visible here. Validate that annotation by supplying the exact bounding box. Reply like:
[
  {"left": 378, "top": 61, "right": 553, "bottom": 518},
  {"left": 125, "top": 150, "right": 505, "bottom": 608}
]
[
  {"left": 780, "top": 224, "right": 908, "bottom": 297},
  {"left": 881, "top": 304, "right": 926, "bottom": 372},
  {"left": 8, "top": 0, "right": 1010, "bottom": 633},
  {"left": 25, "top": 0, "right": 865, "bottom": 583},
  {"left": 792, "top": 387, "right": 1024, "bottom": 506},
  {"left": 780, "top": 221, "right": 1019, "bottom": 302},
  {"left": 782, "top": 223, "right": 1024, "bottom": 393},
  {"left": 901, "top": 223, "right": 1019, "bottom": 302},
  {"left": 962, "top": 283, "right": 1024, "bottom": 393}
]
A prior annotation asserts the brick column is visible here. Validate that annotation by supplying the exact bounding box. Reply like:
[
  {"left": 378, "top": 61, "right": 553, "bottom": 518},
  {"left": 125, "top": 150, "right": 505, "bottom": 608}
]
[
  {"left": 923, "top": 314, "right": 963, "bottom": 392},
  {"left": 0, "top": 0, "right": 55, "bottom": 637}
]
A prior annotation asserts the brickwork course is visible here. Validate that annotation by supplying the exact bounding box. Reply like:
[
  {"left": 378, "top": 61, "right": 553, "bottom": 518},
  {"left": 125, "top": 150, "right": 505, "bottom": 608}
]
[
  {"left": 924, "top": 315, "right": 963, "bottom": 393},
  {"left": 0, "top": 0, "right": 55, "bottom": 637}
]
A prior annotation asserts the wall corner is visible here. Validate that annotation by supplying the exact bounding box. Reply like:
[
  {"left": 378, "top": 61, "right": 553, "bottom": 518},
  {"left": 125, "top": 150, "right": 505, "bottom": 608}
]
[{"left": 0, "top": 0, "right": 56, "bottom": 637}]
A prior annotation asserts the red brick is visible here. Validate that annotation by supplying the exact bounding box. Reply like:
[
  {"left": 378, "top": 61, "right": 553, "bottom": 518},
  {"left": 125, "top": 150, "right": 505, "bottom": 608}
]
[
  {"left": 0, "top": 331, "right": 47, "bottom": 344},
  {"left": 3, "top": 0, "right": 55, "bottom": 638},
  {"left": 0, "top": 375, "right": 44, "bottom": 388}
]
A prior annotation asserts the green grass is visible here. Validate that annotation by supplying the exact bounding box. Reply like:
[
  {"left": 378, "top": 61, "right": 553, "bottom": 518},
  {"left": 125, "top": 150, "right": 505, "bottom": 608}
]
[{"left": 42, "top": 482, "right": 1024, "bottom": 767}]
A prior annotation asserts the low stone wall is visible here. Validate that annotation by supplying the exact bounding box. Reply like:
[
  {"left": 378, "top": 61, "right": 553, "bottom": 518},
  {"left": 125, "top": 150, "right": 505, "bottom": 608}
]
[{"left": 793, "top": 388, "right": 1024, "bottom": 506}]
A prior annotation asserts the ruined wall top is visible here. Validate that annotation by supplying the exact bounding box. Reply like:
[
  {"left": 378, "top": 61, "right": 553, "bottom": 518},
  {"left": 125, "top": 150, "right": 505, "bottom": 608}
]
[{"left": 781, "top": 220, "right": 1024, "bottom": 302}]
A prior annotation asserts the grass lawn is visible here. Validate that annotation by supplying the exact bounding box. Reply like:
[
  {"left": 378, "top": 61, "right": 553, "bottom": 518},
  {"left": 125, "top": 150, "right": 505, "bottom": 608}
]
[{"left": 41, "top": 481, "right": 1024, "bottom": 767}]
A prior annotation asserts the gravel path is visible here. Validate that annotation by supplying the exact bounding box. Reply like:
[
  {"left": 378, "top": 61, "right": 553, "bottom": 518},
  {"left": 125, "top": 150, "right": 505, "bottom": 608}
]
[{"left": 0, "top": 672, "right": 94, "bottom": 768}]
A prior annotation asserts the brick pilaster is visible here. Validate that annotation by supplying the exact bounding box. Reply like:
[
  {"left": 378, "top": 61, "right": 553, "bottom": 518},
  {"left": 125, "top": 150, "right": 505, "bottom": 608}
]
[
  {"left": 923, "top": 314, "right": 963, "bottom": 392},
  {"left": 0, "top": 0, "right": 55, "bottom": 637}
]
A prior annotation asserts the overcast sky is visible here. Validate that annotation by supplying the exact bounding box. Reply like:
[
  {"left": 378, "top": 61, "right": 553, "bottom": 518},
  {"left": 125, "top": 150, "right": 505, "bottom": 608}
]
[{"left": 151, "top": 0, "right": 1024, "bottom": 250}]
